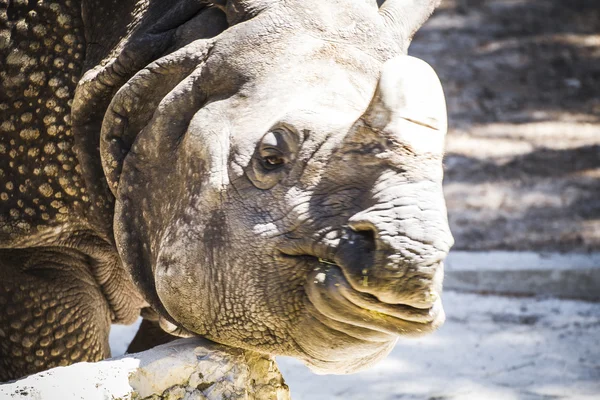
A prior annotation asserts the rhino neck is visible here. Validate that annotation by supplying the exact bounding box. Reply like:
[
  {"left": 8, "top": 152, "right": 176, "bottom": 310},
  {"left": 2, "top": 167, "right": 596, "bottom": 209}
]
[
  {"left": 0, "top": 0, "right": 150, "bottom": 324},
  {"left": 0, "top": 0, "right": 95, "bottom": 245},
  {"left": 0, "top": 0, "right": 175, "bottom": 247}
]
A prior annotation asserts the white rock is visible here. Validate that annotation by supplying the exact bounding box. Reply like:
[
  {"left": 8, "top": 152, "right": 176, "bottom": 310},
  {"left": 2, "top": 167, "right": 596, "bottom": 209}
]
[{"left": 0, "top": 338, "right": 290, "bottom": 400}]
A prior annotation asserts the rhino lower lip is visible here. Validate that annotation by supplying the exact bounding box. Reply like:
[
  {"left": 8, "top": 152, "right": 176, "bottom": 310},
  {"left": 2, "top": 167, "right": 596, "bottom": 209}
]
[{"left": 336, "top": 279, "right": 441, "bottom": 324}]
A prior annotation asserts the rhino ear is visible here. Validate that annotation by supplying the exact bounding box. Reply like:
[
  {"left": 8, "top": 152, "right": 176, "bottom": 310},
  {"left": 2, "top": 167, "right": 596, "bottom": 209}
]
[
  {"left": 100, "top": 40, "right": 212, "bottom": 196},
  {"left": 361, "top": 55, "right": 447, "bottom": 156},
  {"left": 378, "top": 0, "right": 440, "bottom": 50}
]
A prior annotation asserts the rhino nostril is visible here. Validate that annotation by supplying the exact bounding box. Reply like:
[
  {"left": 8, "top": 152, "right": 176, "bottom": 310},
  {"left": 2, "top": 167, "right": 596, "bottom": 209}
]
[
  {"left": 332, "top": 225, "right": 377, "bottom": 279},
  {"left": 346, "top": 224, "right": 377, "bottom": 255},
  {"left": 355, "top": 230, "right": 376, "bottom": 254}
]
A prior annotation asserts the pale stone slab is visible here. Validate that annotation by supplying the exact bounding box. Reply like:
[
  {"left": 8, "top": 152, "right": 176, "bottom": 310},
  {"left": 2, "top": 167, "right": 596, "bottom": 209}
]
[{"left": 0, "top": 338, "right": 290, "bottom": 400}]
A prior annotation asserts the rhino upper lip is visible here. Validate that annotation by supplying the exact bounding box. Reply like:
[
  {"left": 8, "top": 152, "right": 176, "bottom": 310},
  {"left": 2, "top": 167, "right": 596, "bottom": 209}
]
[
  {"left": 278, "top": 248, "right": 442, "bottom": 331},
  {"left": 312, "top": 260, "right": 439, "bottom": 322}
]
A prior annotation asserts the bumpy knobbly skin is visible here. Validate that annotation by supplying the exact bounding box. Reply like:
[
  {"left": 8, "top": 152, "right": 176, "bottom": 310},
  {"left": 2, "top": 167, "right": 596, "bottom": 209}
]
[
  {"left": 0, "top": 0, "right": 86, "bottom": 237},
  {"left": 0, "top": 0, "right": 152, "bottom": 380},
  {"left": 1, "top": 0, "right": 452, "bottom": 382},
  {"left": 0, "top": 248, "right": 111, "bottom": 381}
]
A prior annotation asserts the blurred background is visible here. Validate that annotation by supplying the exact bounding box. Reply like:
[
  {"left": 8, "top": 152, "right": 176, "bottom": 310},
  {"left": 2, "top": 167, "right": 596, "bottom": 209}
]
[{"left": 411, "top": 0, "right": 600, "bottom": 253}]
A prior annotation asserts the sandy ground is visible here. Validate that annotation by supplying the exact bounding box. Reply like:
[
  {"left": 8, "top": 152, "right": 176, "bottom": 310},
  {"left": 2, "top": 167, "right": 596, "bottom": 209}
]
[
  {"left": 409, "top": 0, "right": 600, "bottom": 252},
  {"left": 109, "top": 291, "right": 600, "bottom": 400}
]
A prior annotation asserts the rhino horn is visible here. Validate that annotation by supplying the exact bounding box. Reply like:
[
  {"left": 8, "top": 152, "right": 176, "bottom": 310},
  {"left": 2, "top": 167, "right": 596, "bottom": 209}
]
[{"left": 360, "top": 55, "right": 447, "bottom": 157}]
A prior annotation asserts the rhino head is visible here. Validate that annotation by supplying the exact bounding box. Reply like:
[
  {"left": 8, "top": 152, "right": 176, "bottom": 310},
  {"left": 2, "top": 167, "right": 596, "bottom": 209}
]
[{"left": 100, "top": 0, "right": 452, "bottom": 373}]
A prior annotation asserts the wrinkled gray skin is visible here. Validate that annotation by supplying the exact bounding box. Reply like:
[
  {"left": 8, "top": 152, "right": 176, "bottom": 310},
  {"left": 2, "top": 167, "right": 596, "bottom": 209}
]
[{"left": 0, "top": 0, "right": 452, "bottom": 381}]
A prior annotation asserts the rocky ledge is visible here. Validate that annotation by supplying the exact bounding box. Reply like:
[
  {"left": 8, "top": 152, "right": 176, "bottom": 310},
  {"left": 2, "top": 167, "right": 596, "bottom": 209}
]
[{"left": 0, "top": 338, "right": 290, "bottom": 400}]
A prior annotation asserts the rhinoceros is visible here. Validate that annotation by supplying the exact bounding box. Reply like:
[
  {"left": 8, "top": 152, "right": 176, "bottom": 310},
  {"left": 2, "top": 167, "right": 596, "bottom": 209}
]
[{"left": 0, "top": 0, "right": 452, "bottom": 381}]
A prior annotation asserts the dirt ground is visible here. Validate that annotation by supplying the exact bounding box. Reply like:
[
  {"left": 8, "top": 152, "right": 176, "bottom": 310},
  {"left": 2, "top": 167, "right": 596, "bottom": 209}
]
[{"left": 409, "top": 0, "right": 600, "bottom": 252}]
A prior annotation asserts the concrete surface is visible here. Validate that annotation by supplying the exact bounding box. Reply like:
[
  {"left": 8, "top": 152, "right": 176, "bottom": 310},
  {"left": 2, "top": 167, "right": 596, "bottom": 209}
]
[{"left": 445, "top": 251, "right": 600, "bottom": 301}]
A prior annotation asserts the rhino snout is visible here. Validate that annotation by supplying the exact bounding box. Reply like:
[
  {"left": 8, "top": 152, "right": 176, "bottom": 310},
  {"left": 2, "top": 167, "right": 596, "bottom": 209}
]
[
  {"left": 323, "top": 54, "right": 452, "bottom": 308},
  {"left": 335, "top": 191, "right": 452, "bottom": 309}
]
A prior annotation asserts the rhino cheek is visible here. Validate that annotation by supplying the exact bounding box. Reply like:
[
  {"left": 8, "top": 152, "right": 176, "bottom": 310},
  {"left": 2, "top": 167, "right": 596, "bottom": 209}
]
[
  {"left": 154, "top": 226, "right": 214, "bottom": 336},
  {"left": 151, "top": 163, "right": 237, "bottom": 334}
]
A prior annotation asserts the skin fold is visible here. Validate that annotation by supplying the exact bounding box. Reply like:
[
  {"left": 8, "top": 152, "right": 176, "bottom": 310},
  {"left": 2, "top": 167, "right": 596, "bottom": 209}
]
[{"left": 0, "top": 0, "right": 451, "bottom": 380}]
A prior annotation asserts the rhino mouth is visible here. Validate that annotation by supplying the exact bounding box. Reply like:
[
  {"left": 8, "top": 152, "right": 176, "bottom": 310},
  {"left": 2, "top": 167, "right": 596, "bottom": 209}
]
[{"left": 280, "top": 250, "right": 444, "bottom": 340}]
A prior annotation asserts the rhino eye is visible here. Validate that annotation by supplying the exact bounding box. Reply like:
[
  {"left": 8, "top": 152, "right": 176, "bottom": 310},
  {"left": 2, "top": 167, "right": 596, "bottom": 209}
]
[
  {"left": 262, "top": 154, "right": 285, "bottom": 169},
  {"left": 247, "top": 127, "right": 300, "bottom": 189},
  {"left": 258, "top": 129, "right": 297, "bottom": 170}
]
